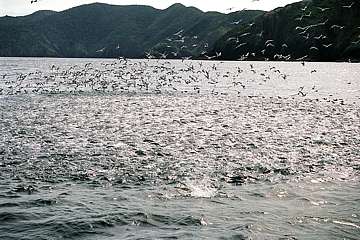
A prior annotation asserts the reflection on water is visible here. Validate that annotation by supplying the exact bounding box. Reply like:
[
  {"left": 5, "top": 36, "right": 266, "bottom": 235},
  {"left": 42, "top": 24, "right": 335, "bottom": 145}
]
[{"left": 0, "top": 58, "right": 359, "bottom": 239}]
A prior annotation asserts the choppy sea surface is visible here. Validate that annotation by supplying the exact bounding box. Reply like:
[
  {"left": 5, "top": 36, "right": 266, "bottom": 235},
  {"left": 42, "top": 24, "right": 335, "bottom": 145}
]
[{"left": 0, "top": 57, "right": 359, "bottom": 239}]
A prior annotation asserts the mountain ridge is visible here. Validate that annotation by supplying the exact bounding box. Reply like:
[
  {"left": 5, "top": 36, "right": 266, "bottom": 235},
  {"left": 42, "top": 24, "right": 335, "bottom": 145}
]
[
  {"left": 0, "top": 3, "right": 263, "bottom": 58},
  {"left": 1, "top": 1, "right": 359, "bottom": 61}
]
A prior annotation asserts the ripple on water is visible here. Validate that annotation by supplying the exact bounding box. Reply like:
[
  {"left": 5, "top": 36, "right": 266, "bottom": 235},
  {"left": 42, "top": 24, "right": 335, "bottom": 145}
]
[{"left": 0, "top": 59, "right": 359, "bottom": 239}]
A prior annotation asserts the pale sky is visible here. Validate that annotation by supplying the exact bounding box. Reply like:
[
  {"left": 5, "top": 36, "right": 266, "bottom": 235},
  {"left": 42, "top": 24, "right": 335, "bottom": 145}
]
[{"left": 0, "top": 0, "right": 301, "bottom": 17}]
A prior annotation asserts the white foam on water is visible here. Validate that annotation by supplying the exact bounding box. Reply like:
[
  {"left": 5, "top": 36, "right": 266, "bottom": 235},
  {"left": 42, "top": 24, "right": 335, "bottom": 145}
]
[
  {"left": 333, "top": 220, "right": 360, "bottom": 229},
  {"left": 184, "top": 178, "right": 218, "bottom": 198}
]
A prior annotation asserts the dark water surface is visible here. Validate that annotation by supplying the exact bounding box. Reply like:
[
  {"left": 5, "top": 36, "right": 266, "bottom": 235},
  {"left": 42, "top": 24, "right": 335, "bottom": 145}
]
[{"left": 0, "top": 58, "right": 359, "bottom": 239}]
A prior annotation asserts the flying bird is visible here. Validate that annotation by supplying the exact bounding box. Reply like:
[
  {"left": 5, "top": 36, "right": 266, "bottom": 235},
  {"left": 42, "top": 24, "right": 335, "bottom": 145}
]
[
  {"left": 295, "top": 15, "right": 304, "bottom": 21},
  {"left": 317, "top": 7, "right": 331, "bottom": 12},
  {"left": 265, "top": 39, "right": 274, "bottom": 45},
  {"left": 310, "top": 46, "right": 319, "bottom": 51},
  {"left": 240, "top": 32, "right": 251, "bottom": 38},
  {"left": 236, "top": 43, "right": 247, "bottom": 48},
  {"left": 231, "top": 20, "right": 242, "bottom": 25},
  {"left": 301, "top": 5, "right": 308, "bottom": 11},
  {"left": 96, "top": 47, "right": 106, "bottom": 53},
  {"left": 330, "top": 25, "right": 344, "bottom": 30},
  {"left": 298, "top": 86, "right": 307, "bottom": 96},
  {"left": 173, "top": 29, "right": 184, "bottom": 37},
  {"left": 296, "top": 55, "right": 308, "bottom": 61},
  {"left": 342, "top": 2, "right": 355, "bottom": 8},
  {"left": 322, "top": 43, "right": 333, "bottom": 48}
]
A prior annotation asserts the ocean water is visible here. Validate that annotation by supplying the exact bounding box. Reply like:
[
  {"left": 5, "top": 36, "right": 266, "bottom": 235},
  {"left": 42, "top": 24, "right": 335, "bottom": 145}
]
[{"left": 0, "top": 57, "right": 359, "bottom": 239}]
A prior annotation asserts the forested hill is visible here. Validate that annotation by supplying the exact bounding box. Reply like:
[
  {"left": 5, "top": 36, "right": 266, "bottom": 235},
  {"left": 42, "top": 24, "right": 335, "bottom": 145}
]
[
  {"left": 1, "top": 1, "right": 359, "bottom": 61},
  {"left": 212, "top": 0, "right": 360, "bottom": 62},
  {"left": 0, "top": 3, "right": 262, "bottom": 58}
]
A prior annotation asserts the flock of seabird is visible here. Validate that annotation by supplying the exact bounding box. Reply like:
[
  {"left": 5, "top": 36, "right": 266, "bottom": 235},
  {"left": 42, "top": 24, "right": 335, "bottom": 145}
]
[
  {"left": 4, "top": 0, "right": 356, "bottom": 103},
  {"left": 0, "top": 58, "right": 288, "bottom": 95},
  {"left": 0, "top": 55, "right": 353, "bottom": 106},
  {"left": 27, "top": 0, "right": 359, "bottom": 62},
  {"left": 223, "top": 1, "right": 359, "bottom": 62},
  {"left": 85, "top": 1, "right": 359, "bottom": 62}
]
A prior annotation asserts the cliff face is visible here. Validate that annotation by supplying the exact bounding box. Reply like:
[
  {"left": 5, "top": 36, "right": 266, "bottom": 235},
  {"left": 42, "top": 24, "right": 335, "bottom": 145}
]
[
  {"left": 0, "top": 3, "right": 262, "bottom": 58},
  {"left": 212, "top": 0, "right": 360, "bottom": 61}
]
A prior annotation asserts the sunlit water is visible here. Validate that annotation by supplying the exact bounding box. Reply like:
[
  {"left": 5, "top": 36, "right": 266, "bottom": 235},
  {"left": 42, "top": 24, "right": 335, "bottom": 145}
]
[{"left": 0, "top": 57, "right": 359, "bottom": 239}]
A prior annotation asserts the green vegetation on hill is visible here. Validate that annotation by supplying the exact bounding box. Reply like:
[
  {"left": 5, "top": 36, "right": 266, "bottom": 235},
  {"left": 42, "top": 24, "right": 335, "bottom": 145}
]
[
  {"left": 0, "top": 3, "right": 262, "bottom": 58},
  {"left": 212, "top": 0, "right": 360, "bottom": 61},
  {"left": 1, "top": 1, "right": 359, "bottom": 61}
]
